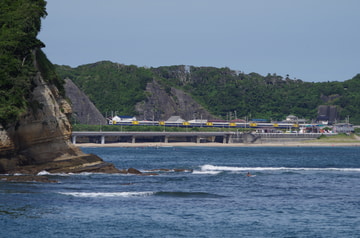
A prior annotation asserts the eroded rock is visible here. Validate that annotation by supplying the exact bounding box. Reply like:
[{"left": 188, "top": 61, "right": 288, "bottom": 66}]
[{"left": 0, "top": 51, "right": 119, "bottom": 175}]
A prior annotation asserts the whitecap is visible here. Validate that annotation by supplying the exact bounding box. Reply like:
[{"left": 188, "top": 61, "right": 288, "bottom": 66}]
[
  {"left": 199, "top": 164, "right": 360, "bottom": 173},
  {"left": 37, "top": 170, "right": 50, "bottom": 175},
  {"left": 192, "top": 170, "right": 222, "bottom": 175},
  {"left": 59, "top": 191, "right": 155, "bottom": 198}
]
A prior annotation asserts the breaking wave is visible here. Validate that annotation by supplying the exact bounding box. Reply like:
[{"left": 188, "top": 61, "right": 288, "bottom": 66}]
[
  {"left": 196, "top": 164, "right": 360, "bottom": 173},
  {"left": 59, "top": 191, "right": 155, "bottom": 198},
  {"left": 59, "top": 191, "right": 223, "bottom": 198}
]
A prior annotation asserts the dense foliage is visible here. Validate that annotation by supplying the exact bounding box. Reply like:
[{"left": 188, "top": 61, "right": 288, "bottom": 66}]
[
  {"left": 56, "top": 61, "right": 153, "bottom": 116},
  {"left": 57, "top": 62, "right": 360, "bottom": 124},
  {"left": 0, "top": 0, "right": 60, "bottom": 127}
]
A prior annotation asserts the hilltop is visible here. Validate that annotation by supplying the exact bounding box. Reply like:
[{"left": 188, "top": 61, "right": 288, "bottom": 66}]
[{"left": 56, "top": 61, "right": 360, "bottom": 124}]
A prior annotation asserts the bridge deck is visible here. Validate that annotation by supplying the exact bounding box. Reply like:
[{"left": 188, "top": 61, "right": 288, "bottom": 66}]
[{"left": 71, "top": 131, "right": 324, "bottom": 145}]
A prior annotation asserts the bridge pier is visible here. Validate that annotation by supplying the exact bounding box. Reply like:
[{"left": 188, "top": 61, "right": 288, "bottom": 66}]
[
  {"left": 228, "top": 134, "right": 233, "bottom": 143},
  {"left": 71, "top": 131, "right": 235, "bottom": 145},
  {"left": 72, "top": 136, "right": 77, "bottom": 144}
]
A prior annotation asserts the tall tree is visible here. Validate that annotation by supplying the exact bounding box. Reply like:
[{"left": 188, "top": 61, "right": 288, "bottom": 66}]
[{"left": 0, "top": 0, "right": 47, "bottom": 127}]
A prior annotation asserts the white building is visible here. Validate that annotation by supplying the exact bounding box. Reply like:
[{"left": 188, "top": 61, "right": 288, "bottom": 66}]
[
  {"left": 333, "top": 123, "right": 354, "bottom": 133},
  {"left": 165, "top": 116, "right": 185, "bottom": 123},
  {"left": 109, "top": 115, "right": 137, "bottom": 124}
]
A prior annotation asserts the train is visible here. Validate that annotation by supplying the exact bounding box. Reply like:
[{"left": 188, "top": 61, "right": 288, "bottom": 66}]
[{"left": 108, "top": 119, "right": 304, "bottom": 130}]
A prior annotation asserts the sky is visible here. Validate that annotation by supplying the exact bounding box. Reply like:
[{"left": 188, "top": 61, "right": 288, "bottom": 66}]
[{"left": 38, "top": 0, "right": 360, "bottom": 82}]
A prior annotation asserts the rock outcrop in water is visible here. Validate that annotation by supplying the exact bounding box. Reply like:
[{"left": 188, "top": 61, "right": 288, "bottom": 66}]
[{"left": 0, "top": 51, "right": 119, "bottom": 175}]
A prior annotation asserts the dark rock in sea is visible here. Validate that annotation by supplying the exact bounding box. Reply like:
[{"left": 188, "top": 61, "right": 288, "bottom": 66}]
[
  {"left": 147, "top": 168, "right": 171, "bottom": 172},
  {"left": 0, "top": 175, "right": 57, "bottom": 183},
  {"left": 174, "top": 168, "right": 193, "bottom": 172},
  {"left": 127, "top": 168, "right": 142, "bottom": 174}
]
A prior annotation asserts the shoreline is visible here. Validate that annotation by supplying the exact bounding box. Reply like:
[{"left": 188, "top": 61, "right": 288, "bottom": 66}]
[{"left": 75, "top": 141, "right": 360, "bottom": 148}]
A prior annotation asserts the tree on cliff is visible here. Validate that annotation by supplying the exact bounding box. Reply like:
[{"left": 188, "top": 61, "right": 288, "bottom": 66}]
[
  {"left": 0, "top": 0, "right": 119, "bottom": 175},
  {"left": 0, "top": 0, "right": 47, "bottom": 127}
]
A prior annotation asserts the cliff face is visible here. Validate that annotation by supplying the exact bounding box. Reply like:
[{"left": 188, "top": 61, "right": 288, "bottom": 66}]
[
  {"left": 0, "top": 52, "right": 118, "bottom": 174},
  {"left": 64, "top": 78, "right": 107, "bottom": 125},
  {"left": 135, "top": 80, "right": 216, "bottom": 121}
]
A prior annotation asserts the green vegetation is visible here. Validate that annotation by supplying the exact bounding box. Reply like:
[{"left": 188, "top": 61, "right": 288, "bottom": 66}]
[
  {"left": 155, "top": 67, "right": 321, "bottom": 120},
  {"left": 313, "top": 133, "right": 360, "bottom": 143},
  {"left": 56, "top": 61, "right": 153, "bottom": 116},
  {"left": 2, "top": 1, "right": 359, "bottom": 129},
  {"left": 57, "top": 62, "right": 360, "bottom": 124},
  {"left": 0, "top": 0, "right": 61, "bottom": 127}
]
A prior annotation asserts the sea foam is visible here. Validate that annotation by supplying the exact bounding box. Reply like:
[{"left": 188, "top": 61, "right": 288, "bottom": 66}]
[
  {"left": 59, "top": 191, "right": 155, "bottom": 198},
  {"left": 198, "top": 164, "right": 360, "bottom": 172}
]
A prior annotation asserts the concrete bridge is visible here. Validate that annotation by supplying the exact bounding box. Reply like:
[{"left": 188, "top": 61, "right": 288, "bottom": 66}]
[
  {"left": 71, "top": 131, "right": 324, "bottom": 145},
  {"left": 72, "top": 131, "right": 236, "bottom": 144}
]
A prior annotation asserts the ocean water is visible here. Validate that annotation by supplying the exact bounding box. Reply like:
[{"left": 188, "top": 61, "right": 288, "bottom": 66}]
[{"left": 1, "top": 146, "right": 360, "bottom": 237}]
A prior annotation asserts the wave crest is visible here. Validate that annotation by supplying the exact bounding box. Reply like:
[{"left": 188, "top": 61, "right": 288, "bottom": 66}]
[
  {"left": 60, "top": 191, "right": 155, "bottom": 198},
  {"left": 197, "top": 164, "right": 360, "bottom": 173}
]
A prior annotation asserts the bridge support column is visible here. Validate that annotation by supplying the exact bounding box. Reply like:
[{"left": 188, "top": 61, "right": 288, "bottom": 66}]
[
  {"left": 196, "top": 136, "right": 201, "bottom": 143},
  {"left": 132, "top": 136, "right": 136, "bottom": 143},
  {"left": 228, "top": 135, "right": 233, "bottom": 143},
  {"left": 164, "top": 136, "right": 168, "bottom": 143},
  {"left": 72, "top": 136, "right": 77, "bottom": 144},
  {"left": 223, "top": 136, "right": 227, "bottom": 144},
  {"left": 101, "top": 136, "right": 105, "bottom": 144}
]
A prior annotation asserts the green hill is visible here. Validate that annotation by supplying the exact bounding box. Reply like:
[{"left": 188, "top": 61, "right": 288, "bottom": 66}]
[
  {"left": 56, "top": 63, "right": 360, "bottom": 124},
  {"left": 56, "top": 62, "right": 360, "bottom": 124},
  {"left": 2, "top": 1, "right": 358, "bottom": 127},
  {"left": 55, "top": 62, "right": 153, "bottom": 117}
]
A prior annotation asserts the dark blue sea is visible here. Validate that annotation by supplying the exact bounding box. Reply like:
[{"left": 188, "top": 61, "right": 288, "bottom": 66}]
[{"left": 1, "top": 146, "right": 360, "bottom": 237}]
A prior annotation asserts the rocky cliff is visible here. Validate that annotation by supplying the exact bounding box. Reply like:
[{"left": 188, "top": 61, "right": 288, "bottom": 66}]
[
  {"left": 135, "top": 79, "right": 216, "bottom": 120},
  {"left": 0, "top": 51, "right": 118, "bottom": 175},
  {"left": 64, "top": 78, "right": 107, "bottom": 125}
]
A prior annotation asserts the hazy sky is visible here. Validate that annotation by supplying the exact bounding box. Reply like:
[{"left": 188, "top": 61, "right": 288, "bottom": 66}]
[{"left": 39, "top": 0, "right": 359, "bottom": 82}]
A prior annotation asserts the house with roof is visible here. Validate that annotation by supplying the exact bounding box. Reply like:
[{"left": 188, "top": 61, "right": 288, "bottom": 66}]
[
  {"left": 109, "top": 115, "right": 137, "bottom": 124},
  {"left": 165, "top": 116, "right": 185, "bottom": 123}
]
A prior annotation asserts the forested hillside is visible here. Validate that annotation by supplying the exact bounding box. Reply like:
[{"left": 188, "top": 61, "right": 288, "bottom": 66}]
[
  {"left": 0, "top": 0, "right": 63, "bottom": 127},
  {"left": 56, "top": 62, "right": 360, "bottom": 124},
  {"left": 57, "top": 62, "right": 153, "bottom": 116}
]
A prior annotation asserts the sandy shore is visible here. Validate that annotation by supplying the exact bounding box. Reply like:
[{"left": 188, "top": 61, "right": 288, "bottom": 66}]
[{"left": 75, "top": 141, "right": 360, "bottom": 148}]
